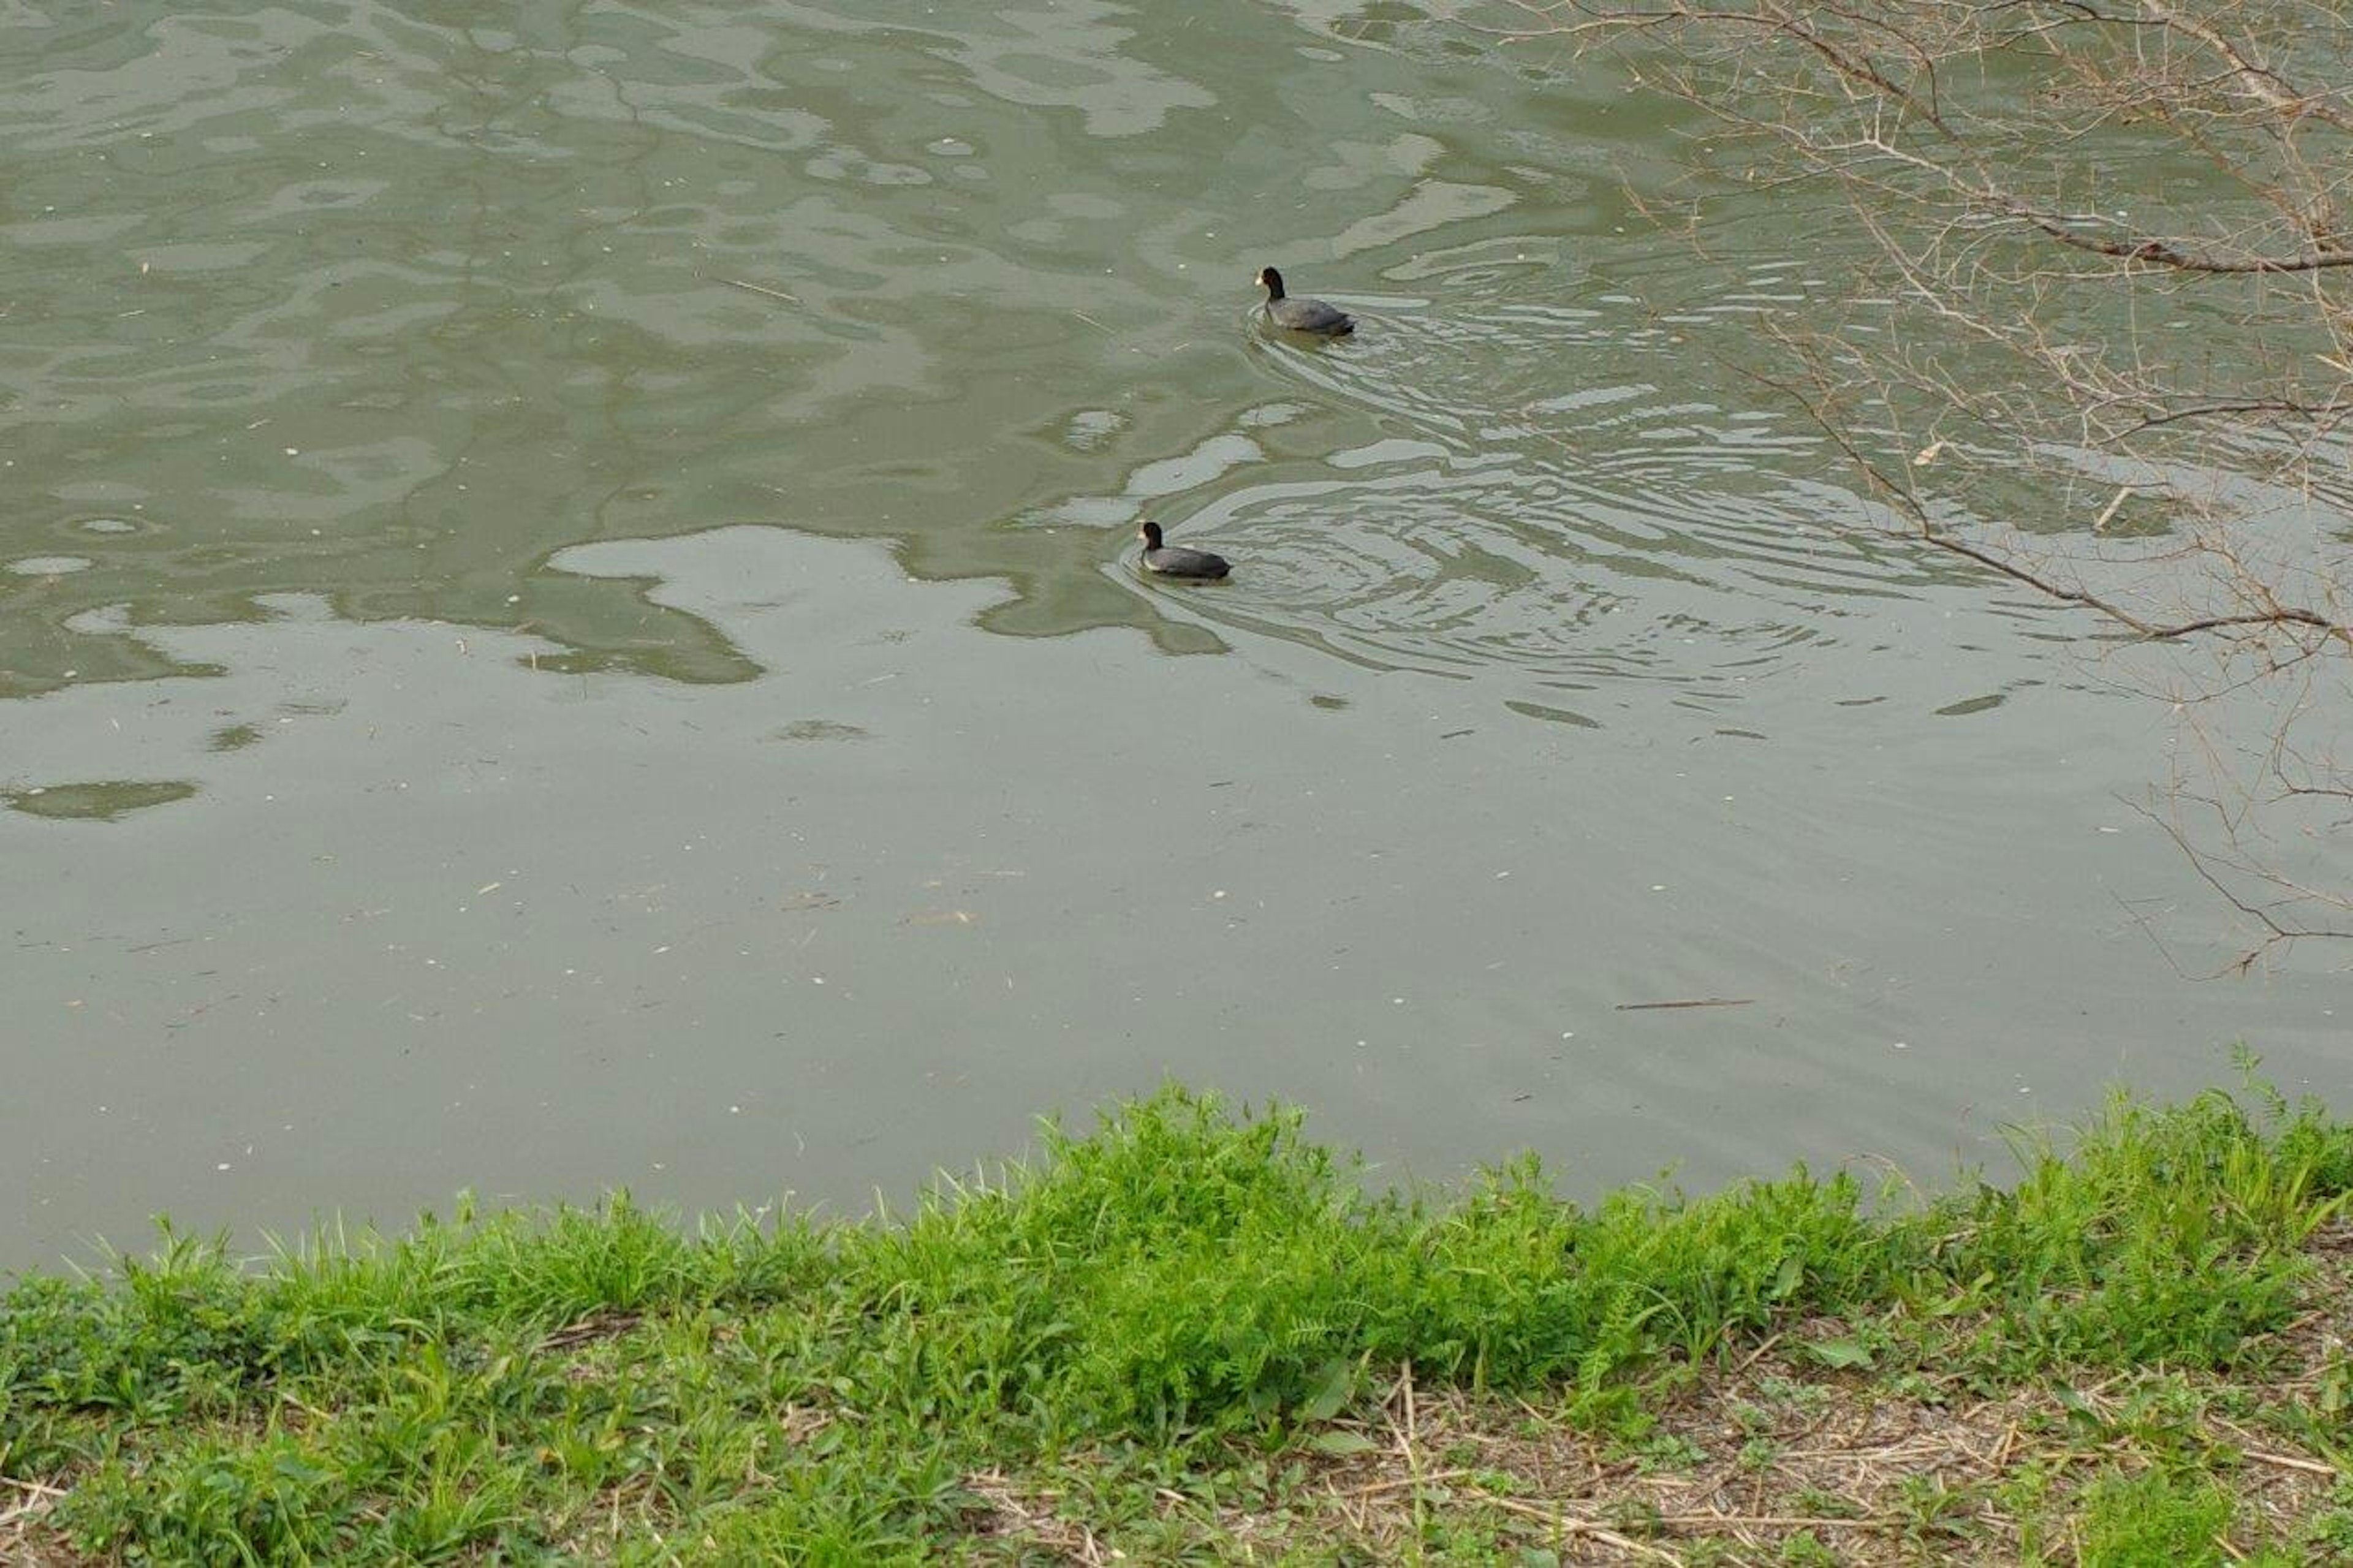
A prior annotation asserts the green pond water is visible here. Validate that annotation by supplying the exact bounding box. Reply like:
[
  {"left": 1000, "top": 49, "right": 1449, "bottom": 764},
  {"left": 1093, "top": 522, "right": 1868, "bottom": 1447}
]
[{"left": 2, "top": 1, "right": 2343, "bottom": 1268}]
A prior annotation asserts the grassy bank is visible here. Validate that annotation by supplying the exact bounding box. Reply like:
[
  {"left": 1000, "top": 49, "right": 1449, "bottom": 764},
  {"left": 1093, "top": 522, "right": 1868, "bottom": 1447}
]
[{"left": 4, "top": 1081, "right": 2351, "bottom": 1564}]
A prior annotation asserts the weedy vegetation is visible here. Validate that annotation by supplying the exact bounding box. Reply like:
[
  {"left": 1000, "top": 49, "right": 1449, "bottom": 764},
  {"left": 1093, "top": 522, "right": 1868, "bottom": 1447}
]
[{"left": 4, "top": 1074, "right": 2351, "bottom": 1562}]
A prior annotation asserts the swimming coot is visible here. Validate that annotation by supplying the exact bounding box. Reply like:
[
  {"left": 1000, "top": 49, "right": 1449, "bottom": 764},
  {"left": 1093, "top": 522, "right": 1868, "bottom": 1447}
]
[
  {"left": 1138, "top": 521, "right": 1229, "bottom": 579},
  {"left": 1254, "top": 267, "right": 1353, "bottom": 336}
]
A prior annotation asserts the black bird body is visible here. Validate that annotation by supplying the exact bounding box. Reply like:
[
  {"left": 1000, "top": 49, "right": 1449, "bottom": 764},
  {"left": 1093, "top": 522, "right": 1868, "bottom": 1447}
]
[
  {"left": 1254, "top": 267, "right": 1353, "bottom": 335},
  {"left": 1138, "top": 521, "right": 1229, "bottom": 579}
]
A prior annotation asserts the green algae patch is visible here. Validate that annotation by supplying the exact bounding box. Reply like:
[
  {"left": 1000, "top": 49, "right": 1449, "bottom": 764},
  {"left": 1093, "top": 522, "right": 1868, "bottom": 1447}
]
[
  {"left": 205, "top": 723, "right": 264, "bottom": 752},
  {"left": 4, "top": 779, "right": 199, "bottom": 821}
]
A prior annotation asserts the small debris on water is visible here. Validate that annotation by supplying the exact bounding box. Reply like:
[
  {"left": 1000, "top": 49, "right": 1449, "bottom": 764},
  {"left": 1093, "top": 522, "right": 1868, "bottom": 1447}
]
[{"left": 1616, "top": 998, "right": 1754, "bottom": 1012}]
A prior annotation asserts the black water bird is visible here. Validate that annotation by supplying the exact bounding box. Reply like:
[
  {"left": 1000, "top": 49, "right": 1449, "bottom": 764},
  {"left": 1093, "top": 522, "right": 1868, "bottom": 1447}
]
[
  {"left": 1254, "top": 267, "right": 1353, "bottom": 336},
  {"left": 1138, "top": 521, "right": 1230, "bottom": 579}
]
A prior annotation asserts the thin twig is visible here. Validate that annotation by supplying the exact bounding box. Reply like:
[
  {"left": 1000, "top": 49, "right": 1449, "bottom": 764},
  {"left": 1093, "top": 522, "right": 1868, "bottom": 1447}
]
[
  {"left": 1616, "top": 998, "right": 1757, "bottom": 1012},
  {"left": 1340, "top": 1468, "right": 1479, "bottom": 1497},
  {"left": 714, "top": 276, "right": 801, "bottom": 304},
  {"left": 1485, "top": 1495, "right": 1689, "bottom": 1561}
]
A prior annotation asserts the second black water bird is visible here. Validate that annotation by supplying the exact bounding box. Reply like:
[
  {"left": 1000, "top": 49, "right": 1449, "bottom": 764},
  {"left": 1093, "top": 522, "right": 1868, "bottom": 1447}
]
[
  {"left": 1253, "top": 267, "right": 1354, "bottom": 336},
  {"left": 1138, "top": 521, "right": 1230, "bottom": 580}
]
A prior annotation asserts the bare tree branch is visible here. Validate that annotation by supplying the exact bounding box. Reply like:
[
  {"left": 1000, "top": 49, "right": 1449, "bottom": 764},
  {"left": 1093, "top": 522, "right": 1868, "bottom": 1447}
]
[{"left": 1500, "top": 0, "right": 2353, "bottom": 949}]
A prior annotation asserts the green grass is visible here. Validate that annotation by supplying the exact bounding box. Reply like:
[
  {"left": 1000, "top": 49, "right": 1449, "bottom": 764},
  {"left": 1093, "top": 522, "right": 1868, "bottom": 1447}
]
[
  {"left": 4, "top": 1078, "right": 2351, "bottom": 1562},
  {"left": 2074, "top": 1468, "right": 2237, "bottom": 1566}
]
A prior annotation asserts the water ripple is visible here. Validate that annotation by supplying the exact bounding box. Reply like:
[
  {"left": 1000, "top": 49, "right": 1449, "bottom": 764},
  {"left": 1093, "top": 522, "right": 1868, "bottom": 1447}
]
[{"left": 1122, "top": 263, "right": 1950, "bottom": 719}]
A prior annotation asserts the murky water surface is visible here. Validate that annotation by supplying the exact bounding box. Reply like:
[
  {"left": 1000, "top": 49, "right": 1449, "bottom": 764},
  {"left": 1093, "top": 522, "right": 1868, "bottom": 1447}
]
[{"left": 3, "top": 2, "right": 2343, "bottom": 1267}]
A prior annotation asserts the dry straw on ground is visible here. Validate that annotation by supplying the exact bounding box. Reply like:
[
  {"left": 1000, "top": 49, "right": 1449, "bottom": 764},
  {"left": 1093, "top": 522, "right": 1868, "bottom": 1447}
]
[{"left": 952, "top": 1224, "right": 2353, "bottom": 1564}]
